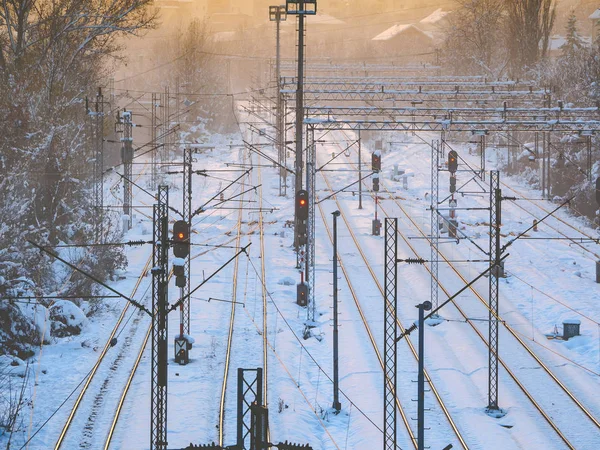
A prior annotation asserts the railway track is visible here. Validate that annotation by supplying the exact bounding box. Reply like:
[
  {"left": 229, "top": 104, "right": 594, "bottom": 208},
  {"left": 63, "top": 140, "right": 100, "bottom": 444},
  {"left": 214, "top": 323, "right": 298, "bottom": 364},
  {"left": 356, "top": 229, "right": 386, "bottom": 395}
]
[
  {"left": 218, "top": 154, "right": 249, "bottom": 447},
  {"left": 54, "top": 163, "right": 153, "bottom": 450},
  {"left": 101, "top": 227, "right": 245, "bottom": 449},
  {"left": 257, "top": 156, "right": 270, "bottom": 421},
  {"left": 54, "top": 222, "right": 246, "bottom": 449},
  {"left": 317, "top": 167, "right": 468, "bottom": 450},
  {"left": 53, "top": 255, "right": 153, "bottom": 450},
  {"left": 54, "top": 154, "right": 254, "bottom": 448},
  {"left": 422, "top": 134, "right": 600, "bottom": 261},
  {"left": 336, "top": 130, "right": 600, "bottom": 447},
  {"left": 216, "top": 134, "right": 271, "bottom": 446}
]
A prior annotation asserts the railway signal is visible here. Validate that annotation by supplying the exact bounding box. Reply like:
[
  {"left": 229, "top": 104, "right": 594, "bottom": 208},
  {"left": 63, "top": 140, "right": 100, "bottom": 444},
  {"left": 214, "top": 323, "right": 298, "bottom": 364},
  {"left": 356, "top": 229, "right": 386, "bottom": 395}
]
[
  {"left": 372, "top": 151, "right": 381, "bottom": 172},
  {"left": 173, "top": 220, "right": 190, "bottom": 258},
  {"left": 450, "top": 175, "right": 456, "bottom": 193},
  {"left": 297, "top": 221, "right": 307, "bottom": 246},
  {"left": 297, "top": 282, "right": 308, "bottom": 306},
  {"left": 373, "top": 173, "right": 380, "bottom": 192},
  {"left": 296, "top": 190, "right": 308, "bottom": 246},
  {"left": 173, "top": 259, "right": 186, "bottom": 288},
  {"left": 296, "top": 189, "right": 308, "bottom": 221},
  {"left": 448, "top": 150, "right": 458, "bottom": 173},
  {"left": 596, "top": 177, "right": 600, "bottom": 206}
]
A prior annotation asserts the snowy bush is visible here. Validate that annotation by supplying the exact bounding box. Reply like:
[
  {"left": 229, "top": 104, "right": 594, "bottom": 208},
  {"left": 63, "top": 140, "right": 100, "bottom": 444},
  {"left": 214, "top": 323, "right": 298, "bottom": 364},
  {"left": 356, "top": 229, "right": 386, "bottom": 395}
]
[
  {"left": 49, "top": 300, "right": 88, "bottom": 338},
  {"left": 0, "top": 356, "right": 30, "bottom": 436}
]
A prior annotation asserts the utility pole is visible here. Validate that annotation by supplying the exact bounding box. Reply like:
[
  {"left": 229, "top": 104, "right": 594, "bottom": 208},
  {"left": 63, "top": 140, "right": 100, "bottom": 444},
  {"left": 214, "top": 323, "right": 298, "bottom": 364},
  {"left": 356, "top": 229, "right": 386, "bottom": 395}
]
[
  {"left": 416, "top": 300, "right": 432, "bottom": 450},
  {"left": 160, "top": 90, "right": 168, "bottom": 170},
  {"left": 547, "top": 132, "right": 552, "bottom": 199},
  {"left": 384, "top": 218, "right": 398, "bottom": 450},
  {"left": 270, "top": 5, "right": 287, "bottom": 197},
  {"left": 332, "top": 210, "right": 341, "bottom": 413},
  {"left": 90, "top": 87, "right": 105, "bottom": 242},
  {"left": 151, "top": 185, "right": 169, "bottom": 450},
  {"left": 237, "top": 368, "right": 264, "bottom": 449},
  {"left": 487, "top": 170, "right": 504, "bottom": 417},
  {"left": 305, "top": 124, "right": 316, "bottom": 324},
  {"left": 120, "top": 110, "right": 134, "bottom": 231},
  {"left": 586, "top": 133, "right": 593, "bottom": 181},
  {"left": 287, "top": 0, "right": 317, "bottom": 247},
  {"left": 182, "top": 148, "right": 192, "bottom": 335},
  {"left": 358, "top": 130, "right": 362, "bottom": 209},
  {"left": 165, "top": 86, "right": 171, "bottom": 166},
  {"left": 430, "top": 141, "right": 440, "bottom": 310},
  {"left": 151, "top": 93, "right": 159, "bottom": 190}
]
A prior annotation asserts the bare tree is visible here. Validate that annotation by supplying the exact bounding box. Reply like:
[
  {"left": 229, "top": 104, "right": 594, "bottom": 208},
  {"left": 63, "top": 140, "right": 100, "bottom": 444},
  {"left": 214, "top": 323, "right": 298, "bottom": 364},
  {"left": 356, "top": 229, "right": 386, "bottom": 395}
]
[
  {"left": 505, "top": 0, "right": 556, "bottom": 76},
  {"left": 0, "top": 0, "right": 156, "bottom": 348},
  {"left": 0, "top": 0, "right": 158, "bottom": 101},
  {"left": 442, "top": 0, "right": 508, "bottom": 77}
]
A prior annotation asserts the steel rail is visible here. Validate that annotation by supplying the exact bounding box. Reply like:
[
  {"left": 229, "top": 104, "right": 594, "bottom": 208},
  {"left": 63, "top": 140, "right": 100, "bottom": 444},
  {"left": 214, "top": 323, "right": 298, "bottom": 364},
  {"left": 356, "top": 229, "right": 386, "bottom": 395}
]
[
  {"left": 102, "top": 228, "right": 245, "bottom": 450},
  {"left": 53, "top": 255, "right": 153, "bottom": 449},
  {"left": 345, "top": 132, "right": 598, "bottom": 445},
  {"left": 54, "top": 162, "right": 152, "bottom": 449},
  {"left": 218, "top": 156, "right": 248, "bottom": 447},
  {"left": 318, "top": 168, "right": 469, "bottom": 450},
  {"left": 257, "top": 160, "right": 269, "bottom": 422},
  {"left": 333, "top": 129, "right": 583, "bottom": 447}
]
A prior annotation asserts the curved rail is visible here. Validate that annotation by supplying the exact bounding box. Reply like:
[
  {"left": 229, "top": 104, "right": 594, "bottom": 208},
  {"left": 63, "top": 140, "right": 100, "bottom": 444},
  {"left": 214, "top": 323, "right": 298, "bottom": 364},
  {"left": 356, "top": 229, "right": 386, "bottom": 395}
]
[
  {"left": 318, "top": 169, "right": 468, "bottom": 450},
  {"left": 54, "top": 256, "right": 152, "bottom": 449},
  {"left": 332, "top": 130, "right": 598, "bottom": 447},
  {"left": 218, "top": 163, "right": 248, "bottom": 446},
  {"left": 102, "top": 229, "right": 244, "bottom": 449},
  {"left": 376, "top": 162, "right": 600, "bottom": 435},
  {"left": 257, "top": 162, "right": 269, "bottom": 414}
]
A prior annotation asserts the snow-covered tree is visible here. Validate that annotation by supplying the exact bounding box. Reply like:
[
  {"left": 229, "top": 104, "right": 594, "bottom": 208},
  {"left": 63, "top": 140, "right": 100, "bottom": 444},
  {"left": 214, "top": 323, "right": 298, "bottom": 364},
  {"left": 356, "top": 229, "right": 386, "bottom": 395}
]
[
  {"left": 560, "top": 10, "right": 585, "bottom": 58},
  {"left": 0, "top": 0, "right": 156, "bottom": 354},
  {"left": 505, "top": 0, "right": 556, "bottom": 76},
  {"left": 544, "top": 12, "right": 589, "bottom": 103},
  {"left": 585, "top": 22, "right": 600, "bottom": 101}
]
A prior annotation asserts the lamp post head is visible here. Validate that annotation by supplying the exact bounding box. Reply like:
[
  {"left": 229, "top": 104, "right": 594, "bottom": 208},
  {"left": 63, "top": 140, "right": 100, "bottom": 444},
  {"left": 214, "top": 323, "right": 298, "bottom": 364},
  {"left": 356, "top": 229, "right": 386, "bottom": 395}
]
[
  {"left": 416, "top": 301, "right": 432, "bottom": 311},
  {"left": 332, "top": 210, "right": 341, "bottom": 217}
]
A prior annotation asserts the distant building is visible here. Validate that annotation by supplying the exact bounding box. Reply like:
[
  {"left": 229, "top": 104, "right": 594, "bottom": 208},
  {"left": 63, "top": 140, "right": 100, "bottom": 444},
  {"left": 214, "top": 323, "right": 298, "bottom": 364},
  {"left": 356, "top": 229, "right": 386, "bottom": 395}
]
[
  {"left": 548, "top": 34, "right": 592, "bottom": 59},
  {"left": 372, "top": 23, "right": 435, "bottom": 56}
]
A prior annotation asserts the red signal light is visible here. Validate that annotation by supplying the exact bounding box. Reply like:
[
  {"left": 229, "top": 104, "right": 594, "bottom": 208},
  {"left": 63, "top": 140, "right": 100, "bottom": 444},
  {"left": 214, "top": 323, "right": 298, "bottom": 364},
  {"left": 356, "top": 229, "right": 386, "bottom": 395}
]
[
  {"left": 173, "top": 220, "right": 190, "bottom": 258},
  {"left": 296, "top": 189, "right": 309, "bottom": 221}
]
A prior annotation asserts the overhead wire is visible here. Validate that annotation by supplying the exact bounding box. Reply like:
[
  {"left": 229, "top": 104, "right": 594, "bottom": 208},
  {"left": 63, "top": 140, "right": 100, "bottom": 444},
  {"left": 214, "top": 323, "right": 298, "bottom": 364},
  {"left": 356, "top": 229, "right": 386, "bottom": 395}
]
[{"left": 244, "top": 256, "right": 390, "bottom": 441}]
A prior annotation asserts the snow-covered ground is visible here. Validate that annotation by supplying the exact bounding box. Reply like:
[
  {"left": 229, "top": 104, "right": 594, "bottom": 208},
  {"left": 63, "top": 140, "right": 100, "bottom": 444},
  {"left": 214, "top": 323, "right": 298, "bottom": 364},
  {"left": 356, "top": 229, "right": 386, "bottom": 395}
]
[{"left": 5, "top": 105, "right": 600, "bottom": 450}]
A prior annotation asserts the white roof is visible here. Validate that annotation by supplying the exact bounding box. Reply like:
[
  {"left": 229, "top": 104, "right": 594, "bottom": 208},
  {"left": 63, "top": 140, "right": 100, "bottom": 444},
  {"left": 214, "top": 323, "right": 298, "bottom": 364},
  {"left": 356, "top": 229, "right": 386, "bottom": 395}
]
[
  {"left": 549, "top": 34, "right": 592, "bottom": 51},
  {"left": 590, "top": 9, "right": 600, "bottom": 20},
  {"left": 373, "top": 24, "right": 433, "bottom": 42},
  {"left": 420, "top": 8, "right": 450, "bottom": 24}
]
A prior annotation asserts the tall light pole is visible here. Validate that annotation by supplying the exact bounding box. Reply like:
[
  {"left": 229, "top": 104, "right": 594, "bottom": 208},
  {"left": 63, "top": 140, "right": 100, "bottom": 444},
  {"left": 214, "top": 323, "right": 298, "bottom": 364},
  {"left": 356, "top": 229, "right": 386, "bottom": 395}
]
[
  {"left": 332, "top": 210, "right": 341, "bottom": 413},
  {"left": 416, "top": 300, "right": 432, "bottom": 450},
  {"left": 358, "top": 129, "right": 362, "bottom": 209},
  {"left": 270, "top": 5, "right": 287, "bottom": 197},
  {"left": 286, "top": 0, "right": 317, "bottom": 248}
]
